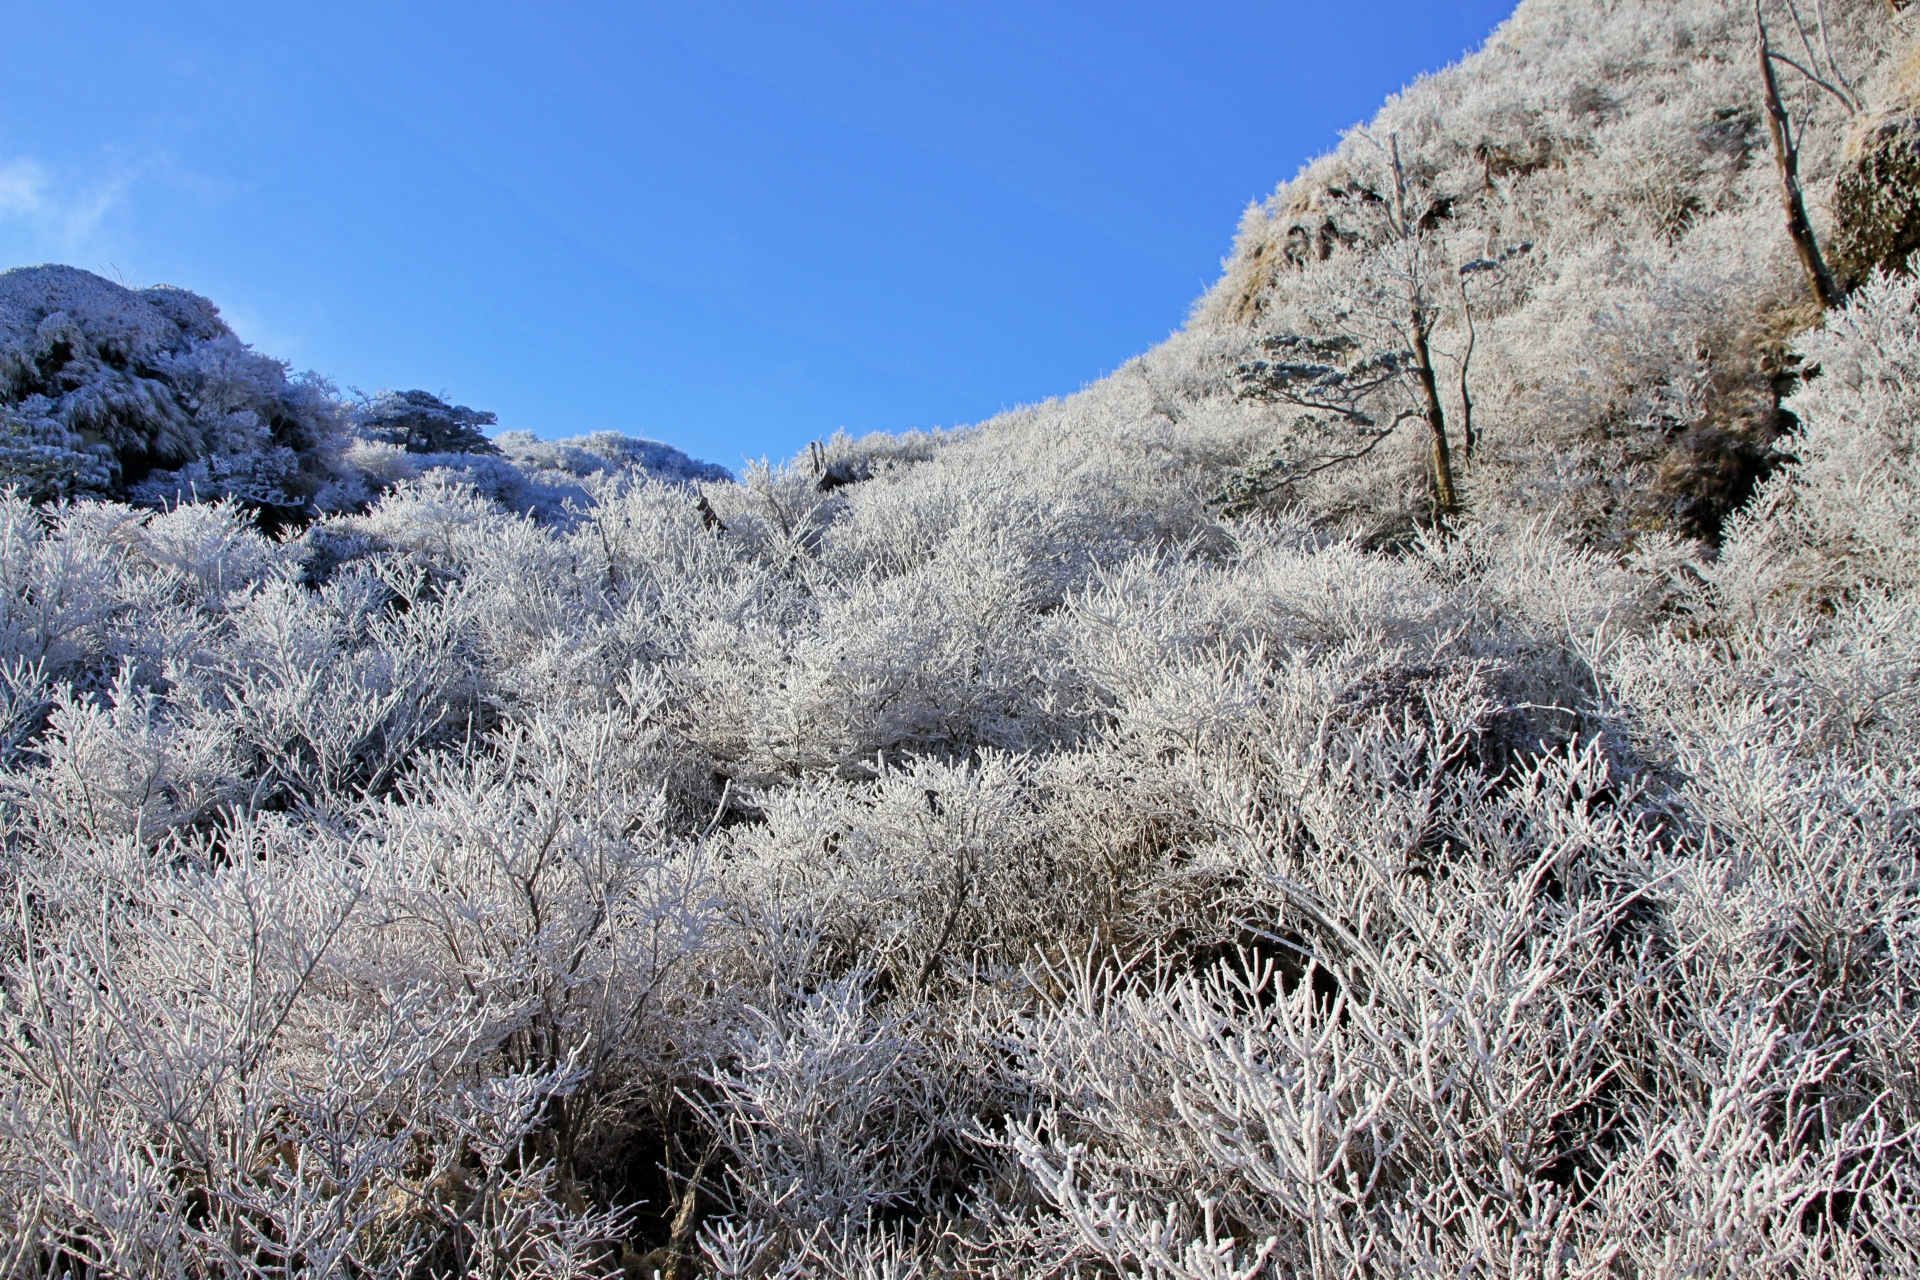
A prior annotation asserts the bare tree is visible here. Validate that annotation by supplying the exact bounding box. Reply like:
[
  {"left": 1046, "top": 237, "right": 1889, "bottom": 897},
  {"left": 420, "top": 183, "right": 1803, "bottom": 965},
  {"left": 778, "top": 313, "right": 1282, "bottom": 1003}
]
[
  {"left": 1231, "top": 132, "right": 1468, "bottom": 517},
  {"left": 1387, "top": 136, "right": 1462, "bottom": 513},
  {"left": 1754, "top": 0, "right": 1864, "bottom": 309}
]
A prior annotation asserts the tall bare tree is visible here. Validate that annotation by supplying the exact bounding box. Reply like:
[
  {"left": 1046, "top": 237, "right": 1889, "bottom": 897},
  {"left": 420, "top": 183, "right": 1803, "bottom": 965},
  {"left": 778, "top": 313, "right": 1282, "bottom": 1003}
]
[
  {"left": 1231, "top": 132, "right": 1469, "bottom": 518},
  {"left": 1386, "top": 136, "right": 1461, "bottom": 513},
  {"left": 1753, "top": 0, "right": 1864, "bottom": 308}
]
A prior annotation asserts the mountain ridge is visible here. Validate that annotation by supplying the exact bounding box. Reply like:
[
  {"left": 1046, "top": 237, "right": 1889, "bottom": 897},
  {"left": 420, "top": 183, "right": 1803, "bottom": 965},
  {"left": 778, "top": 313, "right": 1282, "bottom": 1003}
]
[{"left": 0, "top": 262, "right": 730, "bottom": 517}]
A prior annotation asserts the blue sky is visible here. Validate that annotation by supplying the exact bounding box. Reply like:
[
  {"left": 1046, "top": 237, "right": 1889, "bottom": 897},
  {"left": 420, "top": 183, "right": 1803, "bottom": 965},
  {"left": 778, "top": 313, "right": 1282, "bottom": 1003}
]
[{"left": 0, "top": 2, "right": 1514, "bottom": 469}]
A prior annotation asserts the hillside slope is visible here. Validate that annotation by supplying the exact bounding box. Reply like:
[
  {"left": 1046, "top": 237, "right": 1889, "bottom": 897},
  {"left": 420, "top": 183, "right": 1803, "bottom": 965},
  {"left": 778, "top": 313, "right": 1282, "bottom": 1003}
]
[
  {"left": 790, "top": 0, "right": 1904, "bottom": 553},
  {"left": 2, "top": 0, "right": 1919, "bottom": 1276}
]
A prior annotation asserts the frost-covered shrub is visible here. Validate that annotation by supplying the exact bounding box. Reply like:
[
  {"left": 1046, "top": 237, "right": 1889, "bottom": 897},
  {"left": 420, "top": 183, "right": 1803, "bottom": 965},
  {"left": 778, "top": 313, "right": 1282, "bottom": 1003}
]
[
  {"left": 0, "top": 265, "right": 357, "bottom": 508},
  {"left": 1714, "top": 267, "right": 1920, "bottom": 609},
  {"left": 700, "top": 979, "right": 952, "bottom": 1228},
  {"left": 496, "top": 428, "right": 734, "bottom": 486},
  {"left": 3, "top": 268, "right": 1919, "bottom": 1269}
]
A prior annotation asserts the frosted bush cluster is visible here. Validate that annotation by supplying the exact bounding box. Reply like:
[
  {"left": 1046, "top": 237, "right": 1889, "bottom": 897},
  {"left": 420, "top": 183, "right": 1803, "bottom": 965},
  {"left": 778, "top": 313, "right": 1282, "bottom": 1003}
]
[
  {"left": 0, "top": 267, "right": 1913, "bottom": 1274},
  {"left": 0, "top": 265, "right": 355, "bottom": 510},
  {"left": 4, "top": 0, "right": 1919, "bottom": 1274}
]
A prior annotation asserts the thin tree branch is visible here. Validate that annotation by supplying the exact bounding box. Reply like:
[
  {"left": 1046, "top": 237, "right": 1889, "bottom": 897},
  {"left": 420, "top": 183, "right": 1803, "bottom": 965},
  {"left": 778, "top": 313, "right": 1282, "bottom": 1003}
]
[{"left": 1756, "top": 0, "right": 1842, "bottom": 308}]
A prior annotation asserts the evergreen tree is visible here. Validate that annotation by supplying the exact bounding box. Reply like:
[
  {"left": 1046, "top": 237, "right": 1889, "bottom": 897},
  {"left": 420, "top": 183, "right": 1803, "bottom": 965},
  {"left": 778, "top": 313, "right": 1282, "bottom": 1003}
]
[{"left": 355, "top": 389, "right": 501, "bottom": 455}]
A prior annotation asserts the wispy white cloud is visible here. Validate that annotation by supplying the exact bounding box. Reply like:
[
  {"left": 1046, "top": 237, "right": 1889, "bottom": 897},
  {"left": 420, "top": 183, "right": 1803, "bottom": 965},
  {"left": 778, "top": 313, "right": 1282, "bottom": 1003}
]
[
  {"left": 0, "top": 156, "right": 129, "bottom": 262},
  {"left": 0, "top": 154, "right": 307, "bottom": 355}
]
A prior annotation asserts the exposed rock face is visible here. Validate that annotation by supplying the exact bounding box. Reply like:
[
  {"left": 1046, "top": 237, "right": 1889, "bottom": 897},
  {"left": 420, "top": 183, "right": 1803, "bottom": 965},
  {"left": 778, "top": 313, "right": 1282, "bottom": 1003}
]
[
  {"left": 0, "top": 264, "right": 350, "bottom": 507},
  {"left": 1832, "top": 111, "right": 1920, "bottom": 287}
]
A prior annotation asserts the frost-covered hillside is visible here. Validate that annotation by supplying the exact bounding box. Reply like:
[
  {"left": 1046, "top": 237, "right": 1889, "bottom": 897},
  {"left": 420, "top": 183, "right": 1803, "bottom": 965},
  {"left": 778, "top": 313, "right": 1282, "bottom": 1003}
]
[
  {"left": 845, "top": 0, "right": 1911, "bottom": 554},
  {"left": 3, "top": 0, "right": 1920, "bottom": 1276}
]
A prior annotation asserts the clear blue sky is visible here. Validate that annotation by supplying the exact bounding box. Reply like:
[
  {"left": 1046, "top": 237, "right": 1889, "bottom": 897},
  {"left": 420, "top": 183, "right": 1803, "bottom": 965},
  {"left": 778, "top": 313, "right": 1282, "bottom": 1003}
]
[{"left": 0, "top": 2, "right": 1515, "bottom": 469}]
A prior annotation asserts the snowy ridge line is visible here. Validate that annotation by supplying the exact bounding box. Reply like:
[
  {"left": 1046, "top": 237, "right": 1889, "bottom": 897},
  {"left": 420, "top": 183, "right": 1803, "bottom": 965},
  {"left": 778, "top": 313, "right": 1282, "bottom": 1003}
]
[{"left": 0, "top": 262, "right": 730, "bottom": 520}]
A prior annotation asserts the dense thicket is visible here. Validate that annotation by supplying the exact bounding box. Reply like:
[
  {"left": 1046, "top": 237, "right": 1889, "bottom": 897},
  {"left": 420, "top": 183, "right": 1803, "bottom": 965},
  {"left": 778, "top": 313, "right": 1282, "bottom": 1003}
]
[{"left": 2, "top": 0, "right": 1918, "bottom": 1276}]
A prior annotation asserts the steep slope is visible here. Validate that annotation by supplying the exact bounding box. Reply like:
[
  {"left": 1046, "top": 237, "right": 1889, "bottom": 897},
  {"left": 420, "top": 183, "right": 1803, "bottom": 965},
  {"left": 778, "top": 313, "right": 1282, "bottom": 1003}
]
[{"left": 784, "top": 0, "right": 1899, "bottom": 552}]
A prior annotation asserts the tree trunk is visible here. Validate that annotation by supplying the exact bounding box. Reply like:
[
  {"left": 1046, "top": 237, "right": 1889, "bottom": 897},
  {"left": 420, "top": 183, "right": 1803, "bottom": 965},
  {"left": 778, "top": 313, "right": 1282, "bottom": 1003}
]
[
  {"left": 1758, "top": 23, "right": 1841, "bottom": 308},
  {"left": 1457, "top": 282, "right": 1478, "bottom": 464},
  {"left": 1410, "top": 316, "right": 1459, "bottom": 513}
]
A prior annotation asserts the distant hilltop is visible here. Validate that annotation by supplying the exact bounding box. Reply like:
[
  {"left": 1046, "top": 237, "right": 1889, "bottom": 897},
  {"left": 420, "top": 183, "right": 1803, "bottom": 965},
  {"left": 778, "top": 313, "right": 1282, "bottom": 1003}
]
[{"left": 0, "top": 263, "right": 730, "bottom": 519}]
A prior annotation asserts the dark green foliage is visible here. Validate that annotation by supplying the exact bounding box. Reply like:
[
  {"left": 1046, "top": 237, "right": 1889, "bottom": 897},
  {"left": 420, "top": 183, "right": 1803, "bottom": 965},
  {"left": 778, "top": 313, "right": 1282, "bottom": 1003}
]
[
  {"left": 1214, "top": 335, "right": 1414, "bottom": 516},
  {"left": 356, "top": 389, "right": 502, "bottom": 455}
]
